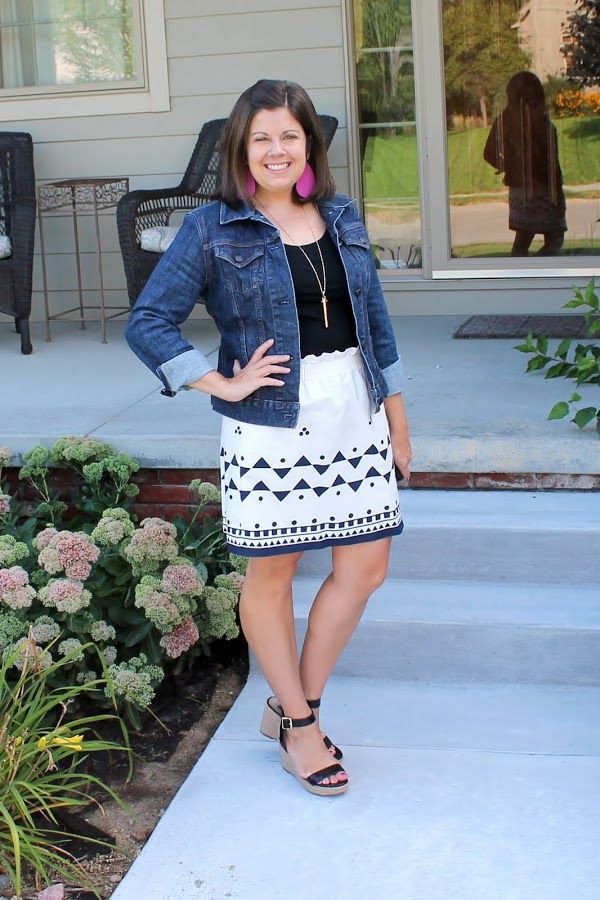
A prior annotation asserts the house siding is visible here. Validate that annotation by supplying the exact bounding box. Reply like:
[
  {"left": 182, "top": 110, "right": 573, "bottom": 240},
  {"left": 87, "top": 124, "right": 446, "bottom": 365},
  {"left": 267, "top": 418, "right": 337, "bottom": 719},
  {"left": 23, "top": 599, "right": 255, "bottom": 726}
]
[{"left": 3, "top": 0, "right": 349, "bottom": 322}]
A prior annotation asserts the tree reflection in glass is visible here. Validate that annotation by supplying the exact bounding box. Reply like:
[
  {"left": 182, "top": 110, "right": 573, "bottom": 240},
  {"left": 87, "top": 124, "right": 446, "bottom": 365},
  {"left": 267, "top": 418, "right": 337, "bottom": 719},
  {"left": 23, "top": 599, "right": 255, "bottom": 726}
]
[{"left": 442, "top": 0, "right": 600, "bottom": 260}]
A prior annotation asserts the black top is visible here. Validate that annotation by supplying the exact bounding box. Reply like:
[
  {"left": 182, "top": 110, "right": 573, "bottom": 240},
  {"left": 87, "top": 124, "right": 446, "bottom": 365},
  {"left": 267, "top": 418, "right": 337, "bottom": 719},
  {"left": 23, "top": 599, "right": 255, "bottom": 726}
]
[{"left": 284, "top": 230, "right": 358, "bottom": 358}]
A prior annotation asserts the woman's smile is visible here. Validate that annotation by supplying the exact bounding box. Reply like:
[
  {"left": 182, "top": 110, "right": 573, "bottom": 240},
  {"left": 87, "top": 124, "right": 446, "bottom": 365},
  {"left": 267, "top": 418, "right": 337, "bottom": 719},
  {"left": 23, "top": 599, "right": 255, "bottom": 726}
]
[{"left": 247, "top": 106, "right": 308, "bottom": 196}]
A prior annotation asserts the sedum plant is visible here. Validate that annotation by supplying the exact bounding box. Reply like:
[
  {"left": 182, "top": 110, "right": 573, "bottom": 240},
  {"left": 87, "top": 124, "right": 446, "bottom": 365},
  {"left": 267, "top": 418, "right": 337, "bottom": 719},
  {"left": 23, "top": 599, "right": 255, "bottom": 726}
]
[
  {"left": 0, "top": 440, "right": 246, "bottom": 729},
  {"left": 515, "top": 280, "right": 600, "bottom": 434}
]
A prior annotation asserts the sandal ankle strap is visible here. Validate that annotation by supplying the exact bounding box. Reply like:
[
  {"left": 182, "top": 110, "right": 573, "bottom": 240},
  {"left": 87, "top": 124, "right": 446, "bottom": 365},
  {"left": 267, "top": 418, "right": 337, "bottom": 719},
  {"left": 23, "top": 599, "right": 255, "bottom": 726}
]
[
  {"left": 306, "top": 698, "right": 321, "bottom": 709},
  {"left": 281, "top": 711, "right": 316, "bottom": 731}
]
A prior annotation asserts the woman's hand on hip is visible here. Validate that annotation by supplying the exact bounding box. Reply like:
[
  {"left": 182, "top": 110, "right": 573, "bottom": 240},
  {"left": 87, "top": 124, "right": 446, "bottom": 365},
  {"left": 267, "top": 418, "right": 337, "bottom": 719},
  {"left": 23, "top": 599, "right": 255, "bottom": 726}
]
[{"left": 189, "top": 339, "right": 290, "bottom": 402}]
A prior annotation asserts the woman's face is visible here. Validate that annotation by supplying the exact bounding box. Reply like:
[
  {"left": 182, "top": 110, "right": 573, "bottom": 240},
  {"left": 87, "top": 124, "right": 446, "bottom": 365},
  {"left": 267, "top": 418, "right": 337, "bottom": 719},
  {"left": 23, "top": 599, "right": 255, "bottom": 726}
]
[{"left": 246, "top": 106, "right": 308, "bottom": 200}]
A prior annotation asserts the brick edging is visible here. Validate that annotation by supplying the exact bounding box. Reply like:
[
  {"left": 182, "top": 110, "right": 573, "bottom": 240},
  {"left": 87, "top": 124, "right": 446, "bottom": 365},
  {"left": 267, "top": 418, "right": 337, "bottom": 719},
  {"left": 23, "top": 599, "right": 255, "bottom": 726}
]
[{"left": 3, "top": 467, "right": 598, "bottom": 523}]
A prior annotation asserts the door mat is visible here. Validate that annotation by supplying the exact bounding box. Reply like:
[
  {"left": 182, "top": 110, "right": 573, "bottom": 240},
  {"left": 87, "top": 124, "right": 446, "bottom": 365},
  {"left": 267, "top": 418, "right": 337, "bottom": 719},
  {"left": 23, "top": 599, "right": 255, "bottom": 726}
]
[{"left": 454, "top": 314, "right": 594, "bottom": 339}]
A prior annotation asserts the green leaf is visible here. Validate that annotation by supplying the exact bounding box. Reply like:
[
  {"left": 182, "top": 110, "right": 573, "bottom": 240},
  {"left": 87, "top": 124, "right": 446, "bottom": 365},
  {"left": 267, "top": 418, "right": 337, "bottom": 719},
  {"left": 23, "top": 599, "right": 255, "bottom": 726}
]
[
  {"left": 514, "top": 342, "right": 534, "bottom": 354},
  {"left": 548, "top": 402, "right": 569, "bottom": 420},
  {"left": 545, "top": 363, "right": 570, "bottom": 379},
  {"left": 584, "top": 279, "right": 598, "bottom": 309},
  {"left": 535, "top": 336, "right": 548, "bottom": 355},
  {"left": 526, "top": 356, "right": 550, "bottom": 372},
  {"left": 196, "top": 561, "right": 209, "bottom": 582},
  {"left": 555, "top": 338, "right": 572, "bottom": 360},
  {"left": 589, "top": 319, "right": 600, "bottom": 337},
  {"left": 570, "top": 392, "right": 583, "bottom": 402},
  {"left": 573, "top": 407, "right": 598, "bottom": 429},
  {"left": 123, "top": 620, "right": 154, "bottom": 647},
  {"left": 563, "top": 298, "right": 585, "bottom": 309}
]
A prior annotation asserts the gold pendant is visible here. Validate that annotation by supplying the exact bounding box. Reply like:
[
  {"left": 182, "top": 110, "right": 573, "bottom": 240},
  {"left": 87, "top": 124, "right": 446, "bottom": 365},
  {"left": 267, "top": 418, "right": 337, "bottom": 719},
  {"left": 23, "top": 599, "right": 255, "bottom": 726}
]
[{"left": 322, "top": 294, "right": 329, "bottom": 328}]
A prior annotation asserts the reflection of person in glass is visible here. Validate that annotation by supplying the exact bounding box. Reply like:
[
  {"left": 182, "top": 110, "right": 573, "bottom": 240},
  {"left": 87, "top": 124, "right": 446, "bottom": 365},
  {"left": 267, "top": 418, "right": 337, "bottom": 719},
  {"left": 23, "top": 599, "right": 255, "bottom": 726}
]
[{"left": 484, "top": 71, "right": 567, "bottom": 257}]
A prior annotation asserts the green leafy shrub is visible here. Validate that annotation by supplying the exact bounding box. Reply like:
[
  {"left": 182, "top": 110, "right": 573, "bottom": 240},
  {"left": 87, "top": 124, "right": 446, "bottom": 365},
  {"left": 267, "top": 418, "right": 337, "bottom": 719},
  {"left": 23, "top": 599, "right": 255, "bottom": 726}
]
[
  {"left": 0, "top": 637, "right": 130, "bottom": 897},
  {"left": 515, "top": 280, "right": 600, "bottom": 434},
  {"left": 0, "top": 439, "right": 246, "bottom": 729}
]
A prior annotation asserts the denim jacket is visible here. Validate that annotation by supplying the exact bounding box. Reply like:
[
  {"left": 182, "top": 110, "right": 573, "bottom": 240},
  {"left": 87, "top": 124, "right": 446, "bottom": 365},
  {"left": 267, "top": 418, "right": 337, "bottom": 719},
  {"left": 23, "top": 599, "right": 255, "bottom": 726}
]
[{"left": 125, "top": 193, "right": 407, "bottom": 428}]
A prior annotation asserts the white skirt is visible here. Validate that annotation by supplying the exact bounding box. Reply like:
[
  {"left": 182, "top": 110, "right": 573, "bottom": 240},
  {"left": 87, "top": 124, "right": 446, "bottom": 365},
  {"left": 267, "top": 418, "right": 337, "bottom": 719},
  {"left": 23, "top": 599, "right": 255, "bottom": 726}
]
[{"left": 220, "top": 346, "right": 403, "bottom": 556}]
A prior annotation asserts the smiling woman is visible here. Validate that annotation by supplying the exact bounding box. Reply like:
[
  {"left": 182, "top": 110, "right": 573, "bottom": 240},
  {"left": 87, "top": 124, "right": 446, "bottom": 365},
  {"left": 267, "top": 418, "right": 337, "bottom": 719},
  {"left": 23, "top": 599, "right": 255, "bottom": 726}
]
[{"left": 125, "top": 78, "right": 411, "bottom": 800}]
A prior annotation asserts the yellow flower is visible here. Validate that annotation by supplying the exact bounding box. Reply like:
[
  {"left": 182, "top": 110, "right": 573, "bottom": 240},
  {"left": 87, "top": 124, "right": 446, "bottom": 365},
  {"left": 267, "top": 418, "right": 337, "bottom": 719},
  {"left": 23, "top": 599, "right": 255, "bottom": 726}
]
[
  {"left": 14, "top": 736, "right": 22, "bottom": 747},
  {"left": 37, "top": 733, "right": 84, "bottom": 752},
  {"left": 52, "top": 734, "right": 84, "bottom": 752}
]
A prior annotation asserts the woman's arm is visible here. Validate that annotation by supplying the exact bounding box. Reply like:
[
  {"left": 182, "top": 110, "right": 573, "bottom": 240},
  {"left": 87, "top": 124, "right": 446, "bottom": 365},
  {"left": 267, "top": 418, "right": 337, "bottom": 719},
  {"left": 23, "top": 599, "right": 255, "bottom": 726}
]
[
  {"left": 384, "top": 392, "right": 412, "bottom": 481},
  {"left": 125, "top": 214, "right": 214, "bottom": 394}
]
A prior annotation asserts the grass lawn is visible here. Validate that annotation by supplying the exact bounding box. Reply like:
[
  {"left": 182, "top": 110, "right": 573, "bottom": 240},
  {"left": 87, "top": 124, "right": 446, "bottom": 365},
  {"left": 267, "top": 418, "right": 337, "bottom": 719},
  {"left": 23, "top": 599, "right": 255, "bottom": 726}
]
[
  {"left": 453, "top": 238, "right": 599, "bottom": 258},
  {"left": 364, "top": 117, "right": 600, "bottom": 201}
]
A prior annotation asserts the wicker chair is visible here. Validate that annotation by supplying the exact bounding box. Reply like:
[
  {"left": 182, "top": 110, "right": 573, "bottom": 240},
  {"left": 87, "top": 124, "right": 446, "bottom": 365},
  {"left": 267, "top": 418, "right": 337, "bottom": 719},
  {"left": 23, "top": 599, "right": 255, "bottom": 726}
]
[
  {"left": 0, "top": 132, "right": 36, "bottom": 354},
  {"left": 117, "top": 115, "right": 339, "bottom": 305}
]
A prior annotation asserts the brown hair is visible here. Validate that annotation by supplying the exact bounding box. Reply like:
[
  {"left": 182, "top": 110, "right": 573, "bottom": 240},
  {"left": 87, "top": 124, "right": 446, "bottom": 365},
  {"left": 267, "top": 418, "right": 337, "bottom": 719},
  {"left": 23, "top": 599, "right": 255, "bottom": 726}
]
[{"left": 216, "top": 79, "right": 336, "bottom": 208}]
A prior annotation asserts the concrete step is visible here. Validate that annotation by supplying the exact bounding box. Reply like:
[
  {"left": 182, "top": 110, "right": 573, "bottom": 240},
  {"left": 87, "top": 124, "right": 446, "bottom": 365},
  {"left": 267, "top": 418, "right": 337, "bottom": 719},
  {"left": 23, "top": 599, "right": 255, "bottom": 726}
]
[
  {"left": 297, "top": 490, "right": 600, "bottom": 583},
  {"left": 286, "top": 578, "right": 600, "bottom": 685},
  {"left": 113, "top": 675, "right": 600, "bottom": 900}
]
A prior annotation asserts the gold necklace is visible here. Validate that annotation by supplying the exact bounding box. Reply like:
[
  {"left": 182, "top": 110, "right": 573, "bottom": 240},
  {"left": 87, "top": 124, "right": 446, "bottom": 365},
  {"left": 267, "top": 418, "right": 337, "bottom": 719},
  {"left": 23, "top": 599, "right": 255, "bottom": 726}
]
[{"left": 256, "top": 202, "right": 329, "bottom": 328}]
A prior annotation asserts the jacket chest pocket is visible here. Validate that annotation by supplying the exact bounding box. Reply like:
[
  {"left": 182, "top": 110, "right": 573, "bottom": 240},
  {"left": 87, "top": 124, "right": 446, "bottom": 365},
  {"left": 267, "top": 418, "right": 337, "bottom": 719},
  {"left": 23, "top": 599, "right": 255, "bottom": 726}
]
[
  {"left": 339, "top": 229, "right": 371, "bottom": 298},
  {"left": 215, "top": 244, "right": 265, "bottom": 302}
]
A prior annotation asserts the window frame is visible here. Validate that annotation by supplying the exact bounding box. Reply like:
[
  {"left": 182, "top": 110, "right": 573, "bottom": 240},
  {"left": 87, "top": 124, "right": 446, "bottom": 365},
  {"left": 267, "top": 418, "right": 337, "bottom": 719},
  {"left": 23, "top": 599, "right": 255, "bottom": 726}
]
[
  {"left": 0, "top": 0, "right": 169, "bottom": 121},
  {"left": 343, "top": 0, "right": 424, "bottom": 278},
  {"left": 345, "top": 0, "right": 600, "bottom": 281}
]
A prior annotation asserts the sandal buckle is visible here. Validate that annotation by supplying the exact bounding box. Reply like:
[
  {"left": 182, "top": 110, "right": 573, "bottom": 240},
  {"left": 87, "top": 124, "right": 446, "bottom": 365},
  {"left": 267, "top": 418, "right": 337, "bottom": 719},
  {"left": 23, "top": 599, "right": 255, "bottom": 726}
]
[{"left": 281, "top": 716, "right": 293, "bottom": 731}]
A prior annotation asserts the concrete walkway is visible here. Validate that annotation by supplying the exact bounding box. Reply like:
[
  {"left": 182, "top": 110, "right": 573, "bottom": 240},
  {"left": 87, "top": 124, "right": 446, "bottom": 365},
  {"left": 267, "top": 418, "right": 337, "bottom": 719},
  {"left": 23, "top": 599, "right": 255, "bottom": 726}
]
[
  {"left": 1, "top": 316, "right": 598, "bottom": 474},
  {"left": 112, "top": 673, "right": 600, "bottom": 900},
  {"left": 111, "top": 489, "right": 600, "bottom": 900}
]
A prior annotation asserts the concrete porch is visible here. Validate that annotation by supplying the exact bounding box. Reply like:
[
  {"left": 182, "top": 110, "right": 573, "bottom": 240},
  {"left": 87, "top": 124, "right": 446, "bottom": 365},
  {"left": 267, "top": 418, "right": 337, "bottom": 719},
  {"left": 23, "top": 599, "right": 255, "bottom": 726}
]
[{"left": 1, "top": 315, "right": 598, "bottom": 479}]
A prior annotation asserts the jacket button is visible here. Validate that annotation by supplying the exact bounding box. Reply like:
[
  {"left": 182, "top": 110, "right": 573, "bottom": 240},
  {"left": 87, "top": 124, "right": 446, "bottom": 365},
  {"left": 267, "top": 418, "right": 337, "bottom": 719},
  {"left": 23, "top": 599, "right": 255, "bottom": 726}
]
[
  {"left": 355, "top": 288, "right": 362, "bottom": 296},
  {"left": 234, "top": 254, "right": 243, "bottom": 262}
]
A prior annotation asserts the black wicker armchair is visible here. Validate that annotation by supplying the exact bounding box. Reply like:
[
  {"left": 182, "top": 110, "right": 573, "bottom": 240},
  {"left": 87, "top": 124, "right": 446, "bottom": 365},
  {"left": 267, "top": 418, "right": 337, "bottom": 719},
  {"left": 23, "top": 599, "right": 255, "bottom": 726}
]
[
  {"left": 0, "top": 132, "right": 36, "bottom": 354},
  {"left": 117, "top": 115, "right": 339, "bottom": 305}
]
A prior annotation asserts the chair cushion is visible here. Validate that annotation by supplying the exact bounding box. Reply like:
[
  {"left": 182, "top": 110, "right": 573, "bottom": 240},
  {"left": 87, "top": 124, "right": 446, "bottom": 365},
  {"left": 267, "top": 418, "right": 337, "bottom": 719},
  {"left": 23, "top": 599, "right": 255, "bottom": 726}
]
[
  {"left": 139, "top": 226, "right": 180, "bottom": 253},
  {"left": 0, "top": 235, "right": 12, "bottom": 259}
]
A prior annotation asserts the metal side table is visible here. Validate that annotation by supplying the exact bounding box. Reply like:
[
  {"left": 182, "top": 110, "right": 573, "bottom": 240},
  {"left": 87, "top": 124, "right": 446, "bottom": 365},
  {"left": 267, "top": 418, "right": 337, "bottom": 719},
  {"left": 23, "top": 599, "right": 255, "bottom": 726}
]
[{"left": 38, "top": 177, "right": 130, "bottom": 343}]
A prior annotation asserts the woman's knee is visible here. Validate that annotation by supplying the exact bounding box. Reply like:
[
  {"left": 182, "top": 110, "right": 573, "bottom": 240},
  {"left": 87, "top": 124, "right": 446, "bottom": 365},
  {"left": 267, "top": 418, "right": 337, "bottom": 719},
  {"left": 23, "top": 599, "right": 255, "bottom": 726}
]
[
  {"left": 332, "top": 552, "right": 390, "bottom": 595},
  {"left": 245, "top": 550, "right": 303, "bottom": 591}
]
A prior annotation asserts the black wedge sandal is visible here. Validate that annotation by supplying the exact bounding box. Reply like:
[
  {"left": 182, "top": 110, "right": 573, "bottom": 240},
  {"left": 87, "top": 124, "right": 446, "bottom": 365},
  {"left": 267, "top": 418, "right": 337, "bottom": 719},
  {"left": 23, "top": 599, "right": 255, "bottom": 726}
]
[
  {"left": 260, "top": 696, "right": 343, "bottom": 761},
  {"left": 278, "top": 711, "right": 348, "bottom": 797}
]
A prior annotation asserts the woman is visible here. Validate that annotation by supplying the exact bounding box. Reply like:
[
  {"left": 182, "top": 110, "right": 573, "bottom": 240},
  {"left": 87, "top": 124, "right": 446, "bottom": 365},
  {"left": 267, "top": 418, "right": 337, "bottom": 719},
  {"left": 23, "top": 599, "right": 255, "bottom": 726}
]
[
  {"left": 126, "top": 79, "right": 412, "bottom": 797},
  {"left": 483, "top": 71, "right": 566, "bottom": 257}
]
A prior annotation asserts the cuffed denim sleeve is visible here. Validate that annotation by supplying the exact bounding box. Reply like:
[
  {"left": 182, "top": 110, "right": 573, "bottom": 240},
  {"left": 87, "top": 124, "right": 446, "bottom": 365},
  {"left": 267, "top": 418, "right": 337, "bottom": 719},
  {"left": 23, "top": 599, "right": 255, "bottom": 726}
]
[
  {"left": 157, "top": 349, "right": 216, "bottom": 392},
  {"left": 365, "top": 251, "right": 407, "bottom": 397},
  {"left": 125, "top": 213, "right": 215, "bottom": 394}
]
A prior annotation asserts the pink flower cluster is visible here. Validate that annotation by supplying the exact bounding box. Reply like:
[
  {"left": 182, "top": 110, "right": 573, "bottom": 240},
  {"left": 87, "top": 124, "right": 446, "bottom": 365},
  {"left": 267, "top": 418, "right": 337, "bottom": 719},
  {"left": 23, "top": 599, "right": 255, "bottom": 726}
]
[
  {"left": 36, "top": 529, "right": 99, "bottom": 581},
  {"left": 0, "top": 566, "right": 36, "bottom": 610},
  {"left": 38, "top": 578, "right": 92, "bottom": 614},
  {"left": 162, "top": 563, "right": 204, "bottom": 595},
  {"left": 10, "top": 636, "right": 52, "bottom": 672},
  {"left": 122, "top": 518, "right": 179, "bottom": 575},
  {"left": 159, "top": 616, "right": 200, "bottom": 659}
]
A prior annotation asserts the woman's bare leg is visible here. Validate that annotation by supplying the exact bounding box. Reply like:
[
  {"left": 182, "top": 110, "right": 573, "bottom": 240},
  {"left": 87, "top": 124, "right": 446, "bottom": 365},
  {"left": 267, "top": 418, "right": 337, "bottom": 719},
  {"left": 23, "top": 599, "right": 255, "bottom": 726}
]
[
  {"left": 298, "top": 537, "right": 392, "bottom": 703},
  {"left": 240, "top": 551, "right": 347, "bottom": 784}
]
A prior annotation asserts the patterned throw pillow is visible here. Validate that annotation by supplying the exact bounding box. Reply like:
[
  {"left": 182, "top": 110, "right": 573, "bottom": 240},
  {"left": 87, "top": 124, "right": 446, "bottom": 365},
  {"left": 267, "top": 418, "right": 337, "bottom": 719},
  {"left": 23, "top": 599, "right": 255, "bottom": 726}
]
[
  {"left": 0, "top": 235, "right": 12, "bottom": 259},
  {"left": 139, "top": 226, "right": 180, "bottom": 253}
]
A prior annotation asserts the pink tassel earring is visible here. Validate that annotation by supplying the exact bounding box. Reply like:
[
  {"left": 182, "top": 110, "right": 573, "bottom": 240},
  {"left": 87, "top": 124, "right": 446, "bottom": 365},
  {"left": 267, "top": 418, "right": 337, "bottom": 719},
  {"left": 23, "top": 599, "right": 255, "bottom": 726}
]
[
  {"left": 245, "top": 170, "right": 257, "bottom": 196},
  {"left": 295, "top": 162, "right": 316, "bottom": 198}
]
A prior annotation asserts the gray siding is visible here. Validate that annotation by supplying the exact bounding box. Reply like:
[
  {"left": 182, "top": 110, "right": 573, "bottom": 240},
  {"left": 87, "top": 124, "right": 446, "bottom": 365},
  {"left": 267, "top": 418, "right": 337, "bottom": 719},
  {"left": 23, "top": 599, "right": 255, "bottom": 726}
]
[{"left": 4, "top": 1, "right": 349, "bottom": 321}]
